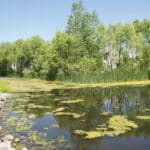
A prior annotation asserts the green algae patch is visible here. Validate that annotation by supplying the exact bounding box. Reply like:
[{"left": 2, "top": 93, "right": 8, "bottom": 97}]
[
  {"left": 74, "top": 129, "right": 113, "bottom": 139},
  {"left": 74, "top": 129, "right": 104, "bottom": 139},
  {"left": 108, "top": 115, "right": 138, "bottom": 133},
  {"left": 100, "top": 111, "right": 112, "bottom": 116},
  {"left": 28, "top": 104, "right": 51, "bottom": 109},
  {"left": 96, "top": 127, "right": 107, "bottom": 131},
  {"left": 85, "top": 131, "right": 104, "bottom": 139},
  {"left": 55, "top": 112, "right": 85, "bottom": 119},
  {"left": 28, "top": 114, "right": 36, "bottom": 119},
  {"left": 52, "top": 107, "right": 66, "bottom": 113},
  {"left": 74, "top": 115, "right": 138, "bottom": 139},
  {"left": 54, "top": 98, "right": 61, "bottom": 102},
  {"left": 74, "top": 130, "right": 87, "bottom": 135},
  {"left": 29, "top": 131, "right": 48, "bottom": 145},
  {"left": 145, "top": 108, "right": 150, "bottom": 112},
  {"left": 6, "top": 115, "right": 35, "bottom": 132},
  {"left": 61, "top": 99, "right": 84, "bottom": 104},
  {"left": 136, "top": 116, "right": 150, "bottom": 120}
]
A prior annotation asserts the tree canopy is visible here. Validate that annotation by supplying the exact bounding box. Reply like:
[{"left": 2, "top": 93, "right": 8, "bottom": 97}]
[{"left": 0, "top": 0, "right": 149, "bottom": 82}]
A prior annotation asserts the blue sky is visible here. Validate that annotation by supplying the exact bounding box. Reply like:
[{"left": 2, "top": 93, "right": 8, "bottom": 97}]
[{"left": 0, "top": 0, "right": 149, "bottom": 42}]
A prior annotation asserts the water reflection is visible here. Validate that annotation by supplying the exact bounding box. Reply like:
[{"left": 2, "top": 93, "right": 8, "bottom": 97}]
[{"left": 2, "top": 85, "right": 150, "bottom": 150}]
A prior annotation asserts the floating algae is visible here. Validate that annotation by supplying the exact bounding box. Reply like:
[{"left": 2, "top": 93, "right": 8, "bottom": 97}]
[
  {"left": 74, "top": 129, "right": 104, "bottom": 139},
  {"left": 74, "top": 130, "right": 87, "bottom": 135},
  {"left": 55, "top": 112, "right": 85, "bottom": 119},
  {"left": 6, "top": 115, "right": 34, "bottom": 132},
  {"left": 85, "top": 131, "right": 104, "bottom": 139},
  {"left": 54, "top": 98, "right": 61, "bottom": 102},
  {"left": 28, "top": 130, "right": 48, "bottom": 145},
  {"left": 145, "top": 108, "right": 150, "bottom": 112},
  {"left": 28, "top": 104, "right": 51, "bottom": 109},
  {"left": 74, "top": 115, "right": 138, "bottom": 139},
  {"left": 96, "top": 127, "right": 107, "bottom": 131},
  {"left": 108, "top": 115, "right": 138, "bottom": 133},
  {"left": 61, "top": 99, "right": 84, "bottom": 104},
  {"left": 136, "top": 115, "right": 150, "bottom": 120},
  {"left": 52, "top": 107, "right": 66, "bottom": 113},
  {"left": 28, "top": 114, "right": 36, "bottom": 119},
  {"left": 100, "top": 111, "right": 112, "bottom": 116}
]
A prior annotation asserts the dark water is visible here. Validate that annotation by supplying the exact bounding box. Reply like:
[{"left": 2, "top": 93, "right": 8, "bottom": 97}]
[{"left": 1, "top": 85, "right": 150, "bottom": 150}]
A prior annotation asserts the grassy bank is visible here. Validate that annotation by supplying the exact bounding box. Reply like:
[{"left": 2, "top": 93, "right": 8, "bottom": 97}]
[
  {"left": 0, "top": 77, "right": 150, "bottom": 93},
  {"left": 0, "top": 81, "right": 9, "bottom": 92},
  {"left": 59, "top": 71, "right": 149, "bottom": 83}
]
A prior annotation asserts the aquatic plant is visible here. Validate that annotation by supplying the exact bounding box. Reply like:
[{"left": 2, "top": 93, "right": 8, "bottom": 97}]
[
  {"left": 74, "top": 115, "right": 138, "bottom": 139},
  {"left": 145, "top": 108, "right": 150, "bottom": 112},
  {"left": 61, "top": 99, "right": 84, "bottom": 104},
  {"left": 108, "top": 115, "right": 138, "bottom": 132},
  {"left": 52, "top": 107, "right": 66, "bottom": 113},
  {"left": 100, "top": 111, "right": 112, "bottom": 116},
  {"left": 6, "top": 115, "right": 34, "bottom": 132},
  {"left": 28, "top": 104, "right": 51, "bottom": 109},
  {"left": 136, "top": 115, "right": 150, "bottom": 120},
  {"left": 55, "top": 112, "right": 85, "bottom": 119}
]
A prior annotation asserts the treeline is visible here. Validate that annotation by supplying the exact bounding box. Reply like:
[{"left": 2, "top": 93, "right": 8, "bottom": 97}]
[{"left": 0, "top": 1, "right": 150, "bottom": 82}]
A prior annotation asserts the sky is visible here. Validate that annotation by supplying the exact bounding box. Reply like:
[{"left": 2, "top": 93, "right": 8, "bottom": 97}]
[{"left": 0, "top": 0, "right": 149, "bottom": 42}]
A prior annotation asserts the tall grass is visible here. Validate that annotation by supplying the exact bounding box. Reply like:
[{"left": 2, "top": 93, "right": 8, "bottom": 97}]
[
  {"left": 0, "top": 81, "right": 9, "bottom": 92},
  {"left": 59, "top": 70, "right": 148, "bottom": 83}
]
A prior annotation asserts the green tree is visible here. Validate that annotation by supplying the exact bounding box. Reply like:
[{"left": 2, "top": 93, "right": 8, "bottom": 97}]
[
  {"left": 66, "top": 0, "right": 100, "bottom": 56},
  {"left": 0, "top": 43, "right": 13, "bottom": 76}
]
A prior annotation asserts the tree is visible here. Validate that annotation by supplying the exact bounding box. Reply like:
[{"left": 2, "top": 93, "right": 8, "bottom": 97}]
[
  {"left": 29, "top": 36, "right": 49, "bottom": 77},
  {"left": 66, "top": 0, "right": 100, "bottom": 57},
  {"left": 14, "top": 39, "right": 32, "bottom": 76},
  {"left": 50, "top": 31, "right": 86, "bottom": 78},
  {"left": 0, "top": 43, "right": 13, "bottom": 76}
]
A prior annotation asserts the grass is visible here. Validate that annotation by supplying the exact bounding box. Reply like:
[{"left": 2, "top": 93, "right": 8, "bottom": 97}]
[
  {"left": 0, "top": 77, "right": 150, "bottom": 93},
  {"left": 60, "top": 70, "right": 148, "bottom": 83},
  {"left": 0, "top": 80, "right": 9, "bottom": 92}
]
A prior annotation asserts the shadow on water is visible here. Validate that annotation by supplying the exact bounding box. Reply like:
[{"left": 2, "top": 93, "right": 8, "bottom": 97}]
[{"left": 1, "top": 85, "right": 150, "bottom": 150}]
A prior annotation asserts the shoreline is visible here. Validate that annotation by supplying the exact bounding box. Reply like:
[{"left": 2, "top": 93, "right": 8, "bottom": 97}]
[{"left": 0, "top": 77, "right": 150, "bottom": 93}]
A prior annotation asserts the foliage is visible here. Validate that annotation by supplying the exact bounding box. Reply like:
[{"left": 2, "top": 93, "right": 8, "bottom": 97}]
[{"left": 0, "top": 1, "right": 149, "bottom": 82}]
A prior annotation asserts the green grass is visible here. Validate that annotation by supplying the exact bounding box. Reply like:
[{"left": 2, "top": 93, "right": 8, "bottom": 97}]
[
  {"left": 0, "top": 81, "right": 9, "bottom": 92},
  {"left": 59, "top": 70, "right": 148, "bottom": 83},
  {"left": 1, "top": 77, "right": 150, "bottom": 93}
]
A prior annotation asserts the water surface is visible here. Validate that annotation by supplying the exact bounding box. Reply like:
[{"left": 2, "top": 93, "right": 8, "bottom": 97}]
[{"left": 1, "top": 85, "right": 150, "bottom": 150}]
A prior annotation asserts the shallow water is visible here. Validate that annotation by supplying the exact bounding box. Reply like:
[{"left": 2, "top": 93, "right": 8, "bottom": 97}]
[{"left": 1, "top": 85, "right": 150, "bottom": 150}]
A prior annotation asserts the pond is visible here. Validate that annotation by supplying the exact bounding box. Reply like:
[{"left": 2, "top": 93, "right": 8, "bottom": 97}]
[{"left": 1, "top": 85, "right": 150, "bottom": 150}]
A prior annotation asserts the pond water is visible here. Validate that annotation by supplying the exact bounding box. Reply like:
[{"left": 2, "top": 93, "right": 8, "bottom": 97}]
[{"left": 1, "top": 85, "right": 150, "bottom": 150}]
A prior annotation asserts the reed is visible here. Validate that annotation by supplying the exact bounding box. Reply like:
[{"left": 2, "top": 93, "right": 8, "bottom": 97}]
[{"left": 59, "top": 70, "right": 148, "bottom": 83}]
